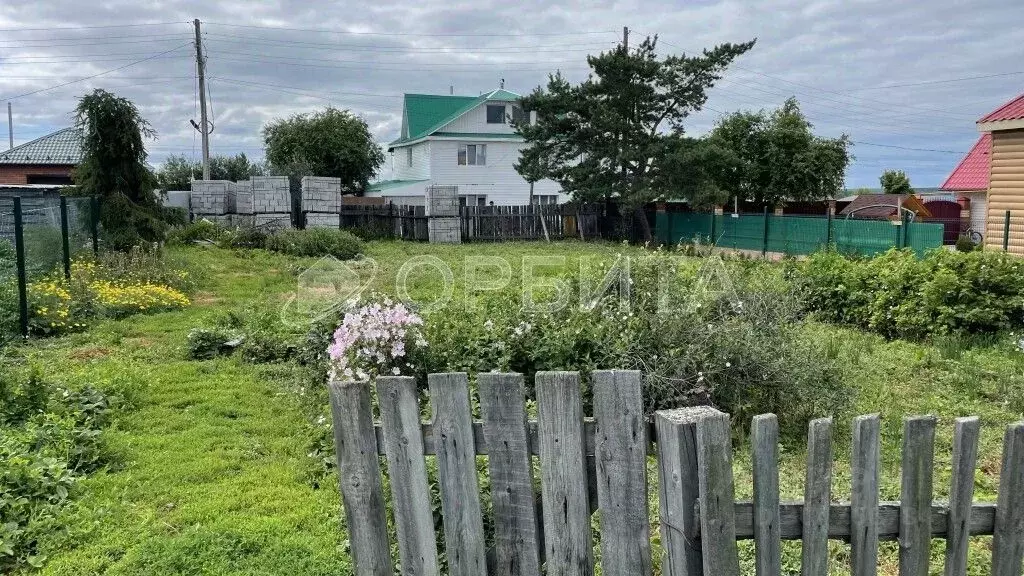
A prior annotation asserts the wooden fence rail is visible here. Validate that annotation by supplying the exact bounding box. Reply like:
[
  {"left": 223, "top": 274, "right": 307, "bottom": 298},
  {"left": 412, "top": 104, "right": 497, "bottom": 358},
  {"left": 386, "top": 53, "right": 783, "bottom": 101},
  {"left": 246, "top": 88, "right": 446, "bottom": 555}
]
[{"left": 329, "top": 370, "right": 1024, "bottom": 576}]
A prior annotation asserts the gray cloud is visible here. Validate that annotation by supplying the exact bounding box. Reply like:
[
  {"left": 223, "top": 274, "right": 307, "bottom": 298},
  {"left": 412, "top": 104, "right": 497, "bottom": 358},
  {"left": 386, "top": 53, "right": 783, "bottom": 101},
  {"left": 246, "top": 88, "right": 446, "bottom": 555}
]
[{"left": 1, "top": 0, "right": 1019, "bottom": 187}]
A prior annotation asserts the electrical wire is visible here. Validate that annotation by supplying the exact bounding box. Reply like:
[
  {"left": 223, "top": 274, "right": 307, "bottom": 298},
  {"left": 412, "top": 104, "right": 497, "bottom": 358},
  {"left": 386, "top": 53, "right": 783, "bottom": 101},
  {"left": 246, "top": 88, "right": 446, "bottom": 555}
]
[
  {"left": 203, "top": 21, "right": 617, "bottom": 37},
  {"left": 0, "top": 42, "right": 192, "bottom": 100}
]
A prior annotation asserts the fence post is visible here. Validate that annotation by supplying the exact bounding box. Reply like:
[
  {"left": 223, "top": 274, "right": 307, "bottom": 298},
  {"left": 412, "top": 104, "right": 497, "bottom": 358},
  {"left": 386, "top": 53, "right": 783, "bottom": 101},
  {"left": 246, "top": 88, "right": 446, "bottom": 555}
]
[
  {"left": 1004, "top": 210, "right": 1011, "bottom": 252},
  {"left": 762, "top": 206, "right": 769, "bottom": 257},
  {"left": 825, "top": 209, "right": 833, "bottom": 248},
  {"left": 13, "top": 197, "right": 28, "bottom": 338},
  {"left": 696, "top": 409, "right": 740, "bottom": 576},
  {"left": 851, "top": 414, "right": 881, "bottom": 576},
  {"left": 327, "top": 380, "right": 394, "bottom": 575},
  {"left": 60, "top": 196, "right": 71, "bottom": 280},
  {"left": 656, "top": 407, "right": 716, "bottom": 576},
  {"left": 709, "top": 211, "right": 717, "bottom": 247},
  {"left": 90, "top": 196, "right": 100, "bottom": 255}
]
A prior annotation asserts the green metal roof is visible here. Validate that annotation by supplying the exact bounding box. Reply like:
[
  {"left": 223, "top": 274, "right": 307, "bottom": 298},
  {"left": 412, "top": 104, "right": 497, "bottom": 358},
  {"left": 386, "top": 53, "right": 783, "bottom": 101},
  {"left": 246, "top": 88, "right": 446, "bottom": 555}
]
[
  {"left": 367, "top": 179, "right": 429, "bottom": 192},
  {"left": 0, "top": 127, "right": 83, "bottom": 165},
  {"left": 390, "top": 89, "right": 522, "bottom": 148}
]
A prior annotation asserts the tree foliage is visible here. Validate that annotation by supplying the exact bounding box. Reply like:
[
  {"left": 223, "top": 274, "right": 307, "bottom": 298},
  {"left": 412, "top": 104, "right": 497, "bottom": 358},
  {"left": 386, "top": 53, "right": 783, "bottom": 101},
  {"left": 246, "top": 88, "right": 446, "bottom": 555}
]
[
  {"left": 880, "top": 169, "right": 913, "bottom": 195},
  {"left": 514, "top": 37, "right": 756, "bottom": 210},
  {"left": 72, "top": 89, "right": 163, "bottom": 249},
  {"left": 261, "top": 107, "right": 383, "bottom": 193},
  {"left": 703, "top": 98, "right": 852, "bottom": 206},
  {"left": 156, "top": 153, "right": 267, "bottom": 191}
]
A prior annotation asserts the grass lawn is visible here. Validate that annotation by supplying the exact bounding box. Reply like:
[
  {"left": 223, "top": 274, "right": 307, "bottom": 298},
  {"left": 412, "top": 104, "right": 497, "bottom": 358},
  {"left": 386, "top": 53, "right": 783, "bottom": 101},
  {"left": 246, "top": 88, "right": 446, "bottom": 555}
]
[{"left": 13, "top": 240, "right": 1024, "bottom": 575}]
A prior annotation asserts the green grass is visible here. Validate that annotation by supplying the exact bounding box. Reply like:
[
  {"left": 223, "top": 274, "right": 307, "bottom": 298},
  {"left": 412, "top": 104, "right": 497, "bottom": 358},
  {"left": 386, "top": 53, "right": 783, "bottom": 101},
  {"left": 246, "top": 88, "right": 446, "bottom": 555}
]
[{"left": 11, "top": 241, "right": 1024, "bottom": 575}]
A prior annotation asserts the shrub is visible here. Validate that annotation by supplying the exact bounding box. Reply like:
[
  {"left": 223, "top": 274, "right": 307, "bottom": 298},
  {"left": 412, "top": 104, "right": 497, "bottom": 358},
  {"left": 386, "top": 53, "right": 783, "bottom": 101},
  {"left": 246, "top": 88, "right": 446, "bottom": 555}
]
[
  {"left": 186, "top": 327, "right": 242, "bottom": 360},
  {"left": 220, "top": 226, "right": 268, "bottom": 250},
  {"left": 165, "top": 220, "right": 228, "bottom": 245},
  {"left": 326, "top": 298, "right": 426, "bottom": 381},
  {"left": 955, "top": 235, "right": 979, "bottom": 253},
  {"left": 797, "top": 248, "right": 1024, "bottom": 339},
  {"left": 263, "top": 228, "right": 363, "bottom": 260}
]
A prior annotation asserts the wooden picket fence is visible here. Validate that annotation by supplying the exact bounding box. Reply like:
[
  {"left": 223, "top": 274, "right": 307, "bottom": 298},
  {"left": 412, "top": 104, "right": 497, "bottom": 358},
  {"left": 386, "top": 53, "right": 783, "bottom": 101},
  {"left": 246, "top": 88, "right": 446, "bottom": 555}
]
[{"left": 328, "top": 370, "right": 1024, "bottom": 576}]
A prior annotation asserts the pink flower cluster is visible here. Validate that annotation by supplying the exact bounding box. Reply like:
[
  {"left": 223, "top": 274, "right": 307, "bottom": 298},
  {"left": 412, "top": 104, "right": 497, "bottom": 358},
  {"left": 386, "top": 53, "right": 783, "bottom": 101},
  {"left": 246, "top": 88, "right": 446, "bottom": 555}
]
[{"left": 327, "top": 299, "right": 427, "bottom": 383}]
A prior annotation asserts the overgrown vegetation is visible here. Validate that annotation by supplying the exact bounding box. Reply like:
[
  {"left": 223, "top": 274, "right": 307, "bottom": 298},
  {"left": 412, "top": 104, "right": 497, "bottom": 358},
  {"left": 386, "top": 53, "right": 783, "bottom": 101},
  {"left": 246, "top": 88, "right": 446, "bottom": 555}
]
[
  {"left": 0, "top": 365, "right": 117, "bottom": 571},
  {"left": 167, "top": 221, "right": 364, "bottom": 260},
  {"left": 796, "top": 248, "right": 1024, "bottom": 339}
]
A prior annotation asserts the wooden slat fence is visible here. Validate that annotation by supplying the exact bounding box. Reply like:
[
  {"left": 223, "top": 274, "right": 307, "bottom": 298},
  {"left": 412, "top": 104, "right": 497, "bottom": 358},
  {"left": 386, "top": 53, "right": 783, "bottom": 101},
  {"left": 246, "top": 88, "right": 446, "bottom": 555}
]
[{"left": 330, "top": 370, "right": 1024, "bottom": 576}]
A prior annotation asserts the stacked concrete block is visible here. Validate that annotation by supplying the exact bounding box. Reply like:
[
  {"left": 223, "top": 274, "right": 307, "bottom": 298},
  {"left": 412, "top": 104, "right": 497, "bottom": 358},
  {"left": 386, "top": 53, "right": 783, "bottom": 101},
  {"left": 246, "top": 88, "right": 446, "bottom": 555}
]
[
  {"left": 234, "top": 181, "right": 254, "bottom": 215},
  {"left": 425, "top": 185, "right": 461, "bottom": 243},
  {"left": 305, "top": 213, "right": 340, "bottom": 229},
  {"left": 163, "top": 190, "right": 191, "bottom": 212},
  {"left": 190, "top": 180, "right": 233, "bottom": 215},
  {"left": 301, "top": 176, "right": 342, "bottom": 213},
  {"left": 252, "top": 176, "right": 291, "bottom": 213},
  {"left": 255, "top": 213, "right": 292, "bottom": 231}
]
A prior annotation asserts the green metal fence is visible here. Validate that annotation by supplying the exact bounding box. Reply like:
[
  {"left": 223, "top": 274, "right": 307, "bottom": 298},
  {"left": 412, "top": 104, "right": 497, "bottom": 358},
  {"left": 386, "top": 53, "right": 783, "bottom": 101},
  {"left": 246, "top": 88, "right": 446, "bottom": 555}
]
[
  {"left": 657, "top": 211, "right": 945, "bottom": 257},
  {"left": 0, "top": 195, "right": 100, "bottom": 340}
]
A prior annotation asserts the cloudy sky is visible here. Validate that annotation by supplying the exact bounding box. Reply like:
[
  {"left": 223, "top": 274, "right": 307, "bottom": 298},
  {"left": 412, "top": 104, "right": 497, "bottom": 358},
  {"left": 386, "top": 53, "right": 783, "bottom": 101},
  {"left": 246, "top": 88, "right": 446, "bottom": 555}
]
[{"left": 0, "top": 0, "right": 1020, "bottom": 188}]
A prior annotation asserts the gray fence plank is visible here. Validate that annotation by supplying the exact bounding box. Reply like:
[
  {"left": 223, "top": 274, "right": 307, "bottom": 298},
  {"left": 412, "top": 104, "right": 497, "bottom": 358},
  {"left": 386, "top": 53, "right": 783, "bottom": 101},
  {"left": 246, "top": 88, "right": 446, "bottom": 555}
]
[
  {"left": 655, "top": 407, "right": 717, "bottom": 576},
  {"left": 536, "top": 371, "right": 594, "bottom": 576},
  {"left": 478, "top": 373, "right": 542, "bottom": 576},
  {"left": 429, "top": 373, "right": 487, "bottom": 576},
  {"left": 992, "top": 421, "right": 1024, "bottom": 576},
  {"left": 696, "top": 501, "right": 998, "bottom": 540},
  {"left": 328, "top": 380, "right": 393, "bottom": 576},
  {"left": 376, "top": 377, "right": 439, "bottom": 576},
  {"left": 944, "top": 417, "right": 980, "bottom": 576},
  {"left": 801, "top": 417, "right": 833, "bottom": 576},
  {"left": 593, "top": 370, "right": 652, "bottom": 576},
  {"left": 851, "top": 414, "right": 881, "bottom": 576},
  {"left": 752, "top": 414, "right": 781, "bottom": 576},
  {"left": 696, "top": 409, "right": 740, "bottom": 576},
  {"left": 899, "top": 416, "right": 936, "bottom": 576}
]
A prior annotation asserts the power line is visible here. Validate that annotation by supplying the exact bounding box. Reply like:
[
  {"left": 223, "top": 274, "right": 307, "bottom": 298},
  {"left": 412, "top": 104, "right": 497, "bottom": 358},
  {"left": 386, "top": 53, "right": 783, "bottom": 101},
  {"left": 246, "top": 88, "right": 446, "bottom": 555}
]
[
  {"left": 849, "top": 141, "right": 964, "bottom": 154},
  {"left": 203, "top": 21, "right": 617, "bottom": 37},
  {"left": 204, "top": 46, "right": 594, "bottom": 68},
  {"left": 210, "top": 54, "right": 591, "bottom": 73},
  {"left": 847, "top": 71, "right": 1024, "bottom": 91},
  {"left": 0, "top": 33, "right": 193, "bottom": 47},
  {"left": 0, "top": 21, "right": 188, "bottom": 32},
  {"left": 202, "top": 31, "right": 618, "bottom": 52},
  {"left": 0, "top": 42, "right": 192, "bottom": 100},
  {"left": 0, "top": 54, "right": 190, "bottom": 65},
  {"left": 209, "top": 76, "right": 402, "bottom": 99}
]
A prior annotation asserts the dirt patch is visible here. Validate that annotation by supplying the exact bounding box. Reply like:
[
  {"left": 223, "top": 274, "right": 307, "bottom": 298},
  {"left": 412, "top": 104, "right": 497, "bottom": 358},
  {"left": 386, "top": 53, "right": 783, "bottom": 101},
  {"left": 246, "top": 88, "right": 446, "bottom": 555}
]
[
  {"left": 69, "top": 346, "right": 110, "bottom": 361},
  {"left": 192, "top": 291, "right": 223, "bottom": 306}
]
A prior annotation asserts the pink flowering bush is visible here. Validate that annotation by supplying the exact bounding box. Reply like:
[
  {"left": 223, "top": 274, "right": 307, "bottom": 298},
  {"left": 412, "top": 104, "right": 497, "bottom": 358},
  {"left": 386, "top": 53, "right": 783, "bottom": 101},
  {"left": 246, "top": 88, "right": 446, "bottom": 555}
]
[{"left": 326, "top": 299, "right": 427, "bottom": 382}]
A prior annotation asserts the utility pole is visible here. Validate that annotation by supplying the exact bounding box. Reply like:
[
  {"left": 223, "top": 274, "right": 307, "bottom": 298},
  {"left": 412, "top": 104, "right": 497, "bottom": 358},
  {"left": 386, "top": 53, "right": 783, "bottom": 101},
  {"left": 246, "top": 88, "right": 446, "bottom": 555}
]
[
  {"left": 623, "top": 26, "right": 629, "bottom": 50},
  {"left": 193, "top": 18, "right": 210, "bottom": 180},
  {"left": 7, "top": 102, "right": 12, "bottom": 150}
]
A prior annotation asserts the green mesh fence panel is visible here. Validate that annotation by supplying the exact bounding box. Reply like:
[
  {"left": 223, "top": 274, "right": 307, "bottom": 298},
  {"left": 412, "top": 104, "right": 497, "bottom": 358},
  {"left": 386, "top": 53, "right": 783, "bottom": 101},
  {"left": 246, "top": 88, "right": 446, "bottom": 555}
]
[{"left": 659, "top": 212, "right": 945, "bottom": 257}]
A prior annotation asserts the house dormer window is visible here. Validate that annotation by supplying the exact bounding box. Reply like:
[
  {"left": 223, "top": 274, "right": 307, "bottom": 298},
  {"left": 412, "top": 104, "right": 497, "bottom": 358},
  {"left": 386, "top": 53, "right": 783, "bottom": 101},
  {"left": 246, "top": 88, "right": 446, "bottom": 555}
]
[
  {"left": 486, "top": 105, "right": 506, "bottom": 124},
  {"left": 458, "top": 144, "right": 486, "bottom": 166}
]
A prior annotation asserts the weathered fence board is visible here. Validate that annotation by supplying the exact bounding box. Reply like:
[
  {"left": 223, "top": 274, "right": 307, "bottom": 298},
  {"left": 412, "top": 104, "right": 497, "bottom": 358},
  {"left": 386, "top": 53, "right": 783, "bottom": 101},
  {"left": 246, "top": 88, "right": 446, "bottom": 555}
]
[
  {"left": 592, "top": 370, "right": 652, "bottom": 576},
  {"left": 944, "top": 417, "right": 980, "bottom": 576},
  {"left": 899, "top": 416, "right": 936, "bottom": 576},
  {"left": 696, "top": 410, "right": 740, "bottom": 576},
  {"left": 328, "top": 380, "right": 393, "bottom": 575},
  {"left": 375, "top": 377, "right": 439, "bottom": 576},
  {"left": 655, "top": 406, "right": 714, "bottom": 576},
  {"left": 478, "top": 373, "right": 542, "bottom": 576},
  {"left": 851, "top": 414, "right": 881, "bottom": 576},
  {"left": 752, "top": 414, "right": 781, "bottom": 576},
  {"left": 428, "top": 373, "right": 487, "bottom": 576},
  {"left": 329, "top": 370, "right": 1024, "bottom": 576},
  {"left": 536, "top": 371, "right": 594, "bottom": 576},
  {"left": 802, "top": 417, "right": 833, "bottom": 576},
  {"left": 992, "top": 422, "right": 1024, "bottom": 576}
]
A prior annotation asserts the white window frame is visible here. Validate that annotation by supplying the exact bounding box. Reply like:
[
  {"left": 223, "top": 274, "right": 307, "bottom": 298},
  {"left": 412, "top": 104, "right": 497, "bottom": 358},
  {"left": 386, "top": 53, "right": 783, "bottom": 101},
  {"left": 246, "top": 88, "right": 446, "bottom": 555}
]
[
  {"left": 406, "top": 147, "right": 413, "bottom": 167},
  {"left": 533, "top": 194, "right": 558, "bottom": 205},
  {"left": 458, "top": 143, "right": 487, "bottom": 166}
]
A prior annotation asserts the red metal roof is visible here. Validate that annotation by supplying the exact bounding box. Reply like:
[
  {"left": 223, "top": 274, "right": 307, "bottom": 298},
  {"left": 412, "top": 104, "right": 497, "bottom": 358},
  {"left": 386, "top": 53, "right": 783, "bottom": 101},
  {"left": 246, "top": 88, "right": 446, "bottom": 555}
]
[
  {"left": 940, "top": 134, "right": 991, "bottom": 191},
  {"left": 978, "top": 93, "right": 1024, "bottom": 123}
]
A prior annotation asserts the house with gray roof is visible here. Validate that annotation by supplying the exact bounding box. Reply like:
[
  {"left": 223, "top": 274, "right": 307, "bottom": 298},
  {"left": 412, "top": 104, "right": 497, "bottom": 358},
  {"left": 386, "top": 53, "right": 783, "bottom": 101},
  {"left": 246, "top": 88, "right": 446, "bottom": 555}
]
[{"left": 0, "top": 127, "right": 83, "bottom": 185}]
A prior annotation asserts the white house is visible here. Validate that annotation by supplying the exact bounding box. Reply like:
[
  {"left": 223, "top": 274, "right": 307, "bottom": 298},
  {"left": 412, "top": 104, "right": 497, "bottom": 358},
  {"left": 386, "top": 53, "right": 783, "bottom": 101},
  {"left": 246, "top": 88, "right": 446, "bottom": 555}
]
[{"left": 366, "top": 89, "right": 565, "bottom": 207}]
